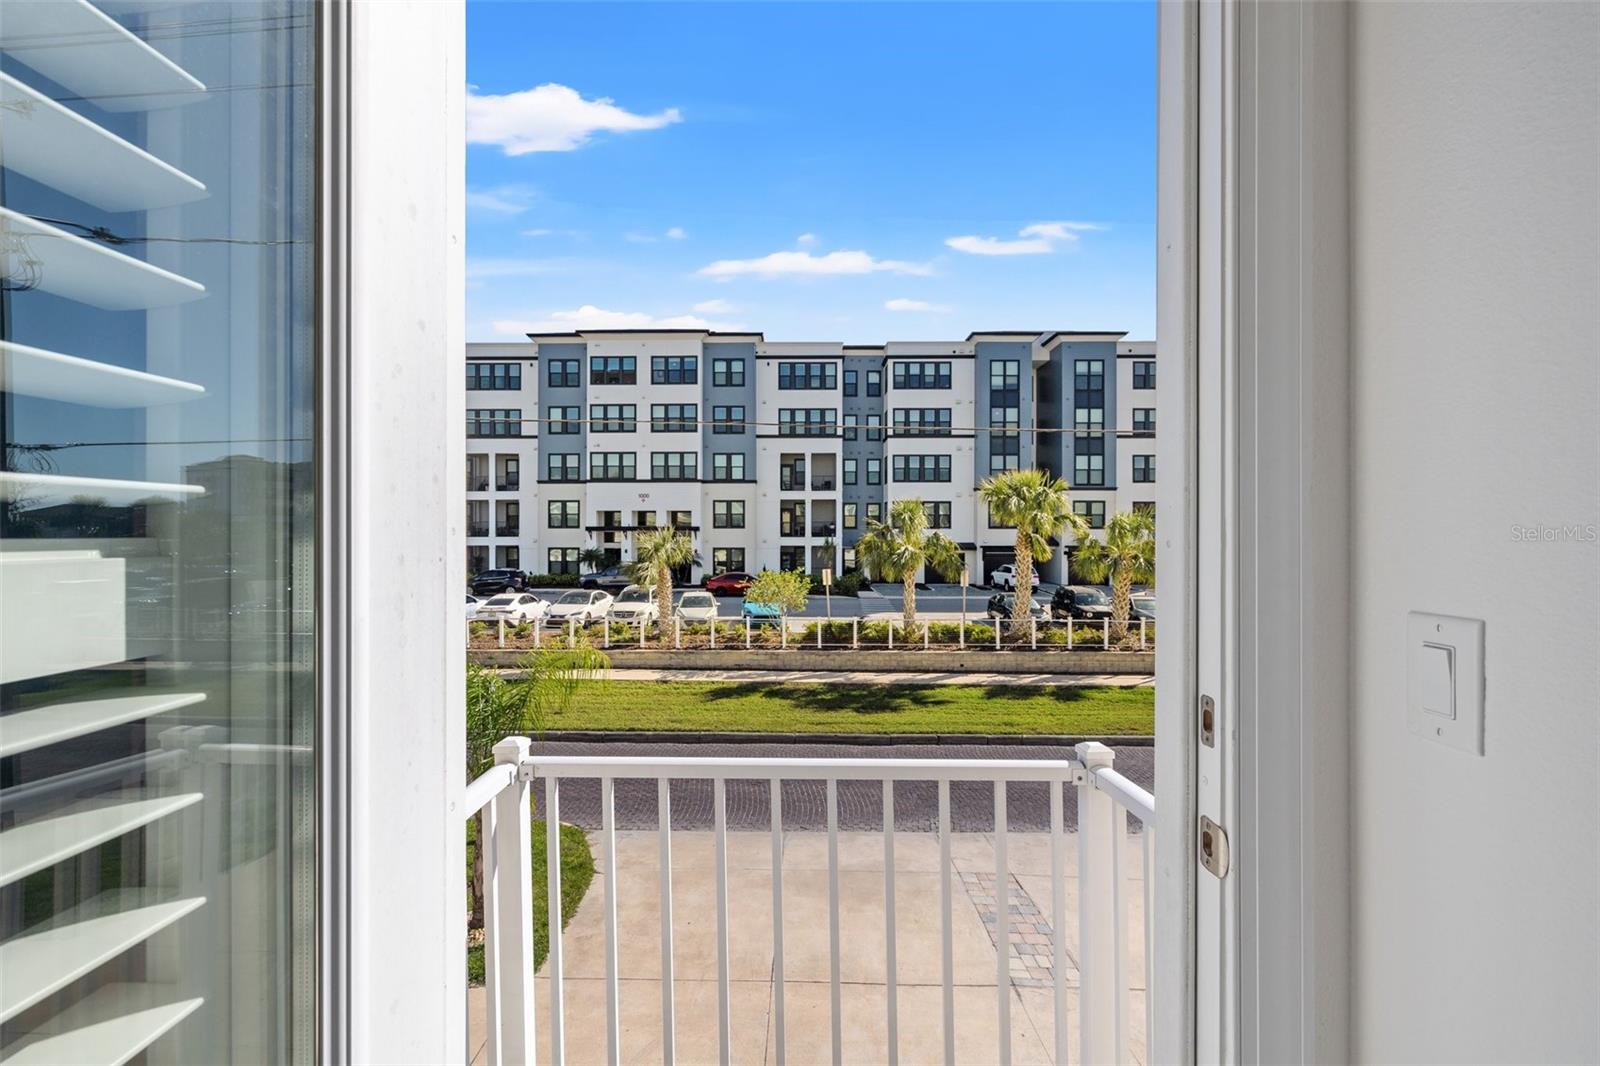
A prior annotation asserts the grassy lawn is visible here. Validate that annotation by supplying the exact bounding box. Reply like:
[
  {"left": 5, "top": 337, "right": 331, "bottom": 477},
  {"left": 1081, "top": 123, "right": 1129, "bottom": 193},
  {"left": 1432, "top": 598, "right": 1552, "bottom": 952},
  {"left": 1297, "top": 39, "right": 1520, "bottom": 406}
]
[
  {"left": 467, "top": 819, "right": 594, "bottom": 985},
  {"left": 541, "top": 680, "right": 1153, "bottom": 736}
]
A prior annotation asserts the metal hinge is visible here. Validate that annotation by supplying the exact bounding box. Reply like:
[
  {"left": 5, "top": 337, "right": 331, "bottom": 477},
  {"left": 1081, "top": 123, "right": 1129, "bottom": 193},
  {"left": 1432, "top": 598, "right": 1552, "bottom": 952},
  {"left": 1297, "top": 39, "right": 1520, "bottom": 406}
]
[{"left": 1199, "top": 815, "right": 1230, "bottom": 879}]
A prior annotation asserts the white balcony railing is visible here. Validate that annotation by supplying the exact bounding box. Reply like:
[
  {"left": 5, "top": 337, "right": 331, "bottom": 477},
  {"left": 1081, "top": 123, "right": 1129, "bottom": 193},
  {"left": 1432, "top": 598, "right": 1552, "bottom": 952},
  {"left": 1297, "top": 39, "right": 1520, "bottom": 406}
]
[{"left": 465, "top": 743, "right": 1154, "bottom": 1066}]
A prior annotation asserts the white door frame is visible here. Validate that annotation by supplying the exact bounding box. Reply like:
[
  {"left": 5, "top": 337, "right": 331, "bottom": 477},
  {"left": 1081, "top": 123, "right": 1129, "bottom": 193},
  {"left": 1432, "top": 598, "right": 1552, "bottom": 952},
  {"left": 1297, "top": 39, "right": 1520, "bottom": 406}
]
[{"left": 1161, "top": 2, "right": 1353, "bottom": 1063}]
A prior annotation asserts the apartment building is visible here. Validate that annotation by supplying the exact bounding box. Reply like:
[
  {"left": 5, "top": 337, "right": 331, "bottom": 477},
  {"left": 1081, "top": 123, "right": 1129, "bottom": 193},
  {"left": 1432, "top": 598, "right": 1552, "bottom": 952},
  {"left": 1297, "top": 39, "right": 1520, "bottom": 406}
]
[{"left": 467, "top": 331, "right": 1156, "bottom": 585}]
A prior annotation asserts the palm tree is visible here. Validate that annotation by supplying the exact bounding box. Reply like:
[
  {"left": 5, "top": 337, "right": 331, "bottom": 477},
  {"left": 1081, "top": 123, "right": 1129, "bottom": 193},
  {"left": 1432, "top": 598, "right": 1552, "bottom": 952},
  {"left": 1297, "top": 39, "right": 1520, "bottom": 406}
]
[
  {"left": 576, "top": 547, "right": 610, "bottom": 574},
  {"left": 855, "top": 498, "right": 964, "bottom": 635},
  {"left": 628, "top": 526, "right": 697, "bottom": 641},
  {"left": 1072, "top": 509, "right": 1156, "bottom": 645},
  {"left": 979, "top": 468, "right": 1088, "bottom": 631}
]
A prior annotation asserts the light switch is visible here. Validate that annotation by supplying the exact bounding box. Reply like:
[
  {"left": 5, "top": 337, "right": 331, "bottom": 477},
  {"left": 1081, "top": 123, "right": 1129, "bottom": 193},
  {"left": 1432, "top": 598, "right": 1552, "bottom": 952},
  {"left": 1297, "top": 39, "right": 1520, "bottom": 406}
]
[
  {"left": 1407, "top": 612, "right": 1486, "bottom": 755},
  {"left": 1418, "top": 642, "right": 1455, "bottom": 719}
]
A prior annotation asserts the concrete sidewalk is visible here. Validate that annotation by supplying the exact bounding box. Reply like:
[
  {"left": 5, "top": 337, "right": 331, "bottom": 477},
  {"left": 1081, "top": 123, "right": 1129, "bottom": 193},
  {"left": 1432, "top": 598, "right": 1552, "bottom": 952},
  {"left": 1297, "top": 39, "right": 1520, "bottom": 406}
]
[
  {"left": 468, "top": 829, "right": 1148, "bottom": 1065},
  {"left": 602, "top": 667, "right": 1154, "bottom": 687}
]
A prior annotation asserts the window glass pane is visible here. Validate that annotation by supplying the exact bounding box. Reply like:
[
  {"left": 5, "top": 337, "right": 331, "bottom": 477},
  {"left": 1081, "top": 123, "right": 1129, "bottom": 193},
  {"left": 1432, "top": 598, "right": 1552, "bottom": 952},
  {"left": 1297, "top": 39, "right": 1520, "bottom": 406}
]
[{"left": 0, "top": 3, "right": 317, "bottom": 1060}]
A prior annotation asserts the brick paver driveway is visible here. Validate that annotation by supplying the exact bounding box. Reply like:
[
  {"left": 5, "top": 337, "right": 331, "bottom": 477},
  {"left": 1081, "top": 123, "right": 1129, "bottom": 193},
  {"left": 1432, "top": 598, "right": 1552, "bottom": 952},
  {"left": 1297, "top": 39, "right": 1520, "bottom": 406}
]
[{"left": 526, "top": 740, "right": 1154, "bottom": 832}]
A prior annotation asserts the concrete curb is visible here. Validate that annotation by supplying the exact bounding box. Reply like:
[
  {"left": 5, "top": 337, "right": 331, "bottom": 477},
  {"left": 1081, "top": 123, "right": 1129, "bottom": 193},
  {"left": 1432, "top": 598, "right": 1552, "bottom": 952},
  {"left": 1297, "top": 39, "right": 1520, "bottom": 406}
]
[
  {"left": 471, "top": 647, "right": 1154, "bottom": 675},
  {"left": 528, "top": 730, "right": 1154, "bottom": 747}
]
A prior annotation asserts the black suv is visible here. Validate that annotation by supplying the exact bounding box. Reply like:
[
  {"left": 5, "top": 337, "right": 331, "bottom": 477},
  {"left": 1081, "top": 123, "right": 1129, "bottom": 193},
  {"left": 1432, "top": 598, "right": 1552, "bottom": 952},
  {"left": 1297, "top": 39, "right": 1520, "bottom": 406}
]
[
  {"left": 580, "top": 566, "right": 633, "bottom": 593},
  {"left": 470, "top": 569, "right": 525, "bottom": 596},
  {"left": 1050, "top": 585, "right": 1115, "bottom": 621}
]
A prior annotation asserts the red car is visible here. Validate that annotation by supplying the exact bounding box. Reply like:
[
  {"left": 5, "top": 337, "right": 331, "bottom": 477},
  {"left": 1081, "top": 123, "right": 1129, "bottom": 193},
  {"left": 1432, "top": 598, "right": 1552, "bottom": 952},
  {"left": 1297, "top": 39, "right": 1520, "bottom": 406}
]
[{"left": 704, "top": 571, "right": 754, "bottom": 596}]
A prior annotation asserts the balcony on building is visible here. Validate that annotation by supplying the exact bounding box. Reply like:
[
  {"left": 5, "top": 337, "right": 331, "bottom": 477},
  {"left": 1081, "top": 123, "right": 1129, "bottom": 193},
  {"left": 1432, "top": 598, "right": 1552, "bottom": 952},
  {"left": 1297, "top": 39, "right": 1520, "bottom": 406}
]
[{"left": 468, "top": 453, "right": 490, "bottom": 492}]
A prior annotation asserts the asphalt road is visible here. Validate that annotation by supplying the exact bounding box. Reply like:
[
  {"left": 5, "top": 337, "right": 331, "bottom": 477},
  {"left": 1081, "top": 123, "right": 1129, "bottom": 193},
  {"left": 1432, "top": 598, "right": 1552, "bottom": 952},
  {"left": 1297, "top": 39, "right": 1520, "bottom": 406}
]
[{"left": 525, "top": 740, "right": 1153, "bottom": 833}]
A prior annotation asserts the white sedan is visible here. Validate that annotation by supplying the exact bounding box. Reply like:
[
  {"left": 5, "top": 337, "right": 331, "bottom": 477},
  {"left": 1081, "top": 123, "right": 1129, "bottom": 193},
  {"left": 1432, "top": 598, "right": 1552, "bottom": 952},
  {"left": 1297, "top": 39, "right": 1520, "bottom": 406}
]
[
  {"left": 545, "top": 589, "right": 612, "bottom": 624},
  {"left": 466, "top": 594, "right": 482, "bottom": 618},
  {"left": 607, "top": 585, "right": 660, "bottom": 624},
  {"left": 674, "top": 590, "right": 719, "bottom": 624},
  {"left": 475, "top": 592, "right": 547, "bottom": 624}
]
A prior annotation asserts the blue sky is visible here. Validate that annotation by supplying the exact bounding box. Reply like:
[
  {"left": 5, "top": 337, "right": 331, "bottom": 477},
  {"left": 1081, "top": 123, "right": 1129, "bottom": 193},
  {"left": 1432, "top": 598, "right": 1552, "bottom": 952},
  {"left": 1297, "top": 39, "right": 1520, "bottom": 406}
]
[{"left": 466, "top": 2, "right": 1156, "bottom": 343}]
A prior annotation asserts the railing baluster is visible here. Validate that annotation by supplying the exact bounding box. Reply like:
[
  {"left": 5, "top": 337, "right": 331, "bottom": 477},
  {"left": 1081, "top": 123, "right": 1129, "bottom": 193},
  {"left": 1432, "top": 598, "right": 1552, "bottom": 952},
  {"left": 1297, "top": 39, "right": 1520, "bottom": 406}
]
[
  {"left": 545, "top": 777, "right": 566, "bottom": 1066},
  {"left": 1076, "top": 741, "right": 1117, "bottom": 1066},
  {"left": 939, "top": 779, "right": 955, "bottom": 1066},
  {"left": 827, "top": 777, "right": 842, "bottom": 1066},
  {"left": 884, "top": 780, "right": 899, "bottom": 1066},
  {"left": 771, "top": 778, "right": 787, "bottom": 1066},
  {"left": 602, "top": 777, "right": 621, "bottom": 1066},
  {"left": 1111, "top": 804, "right": 1130, "bottom": 1065},
  {"left": 1050, "top": 773, "right": 1069, "bottom": 1066},
  {"left": 658, "top": 777, "right": 676, "bottom": 1066},
  {"left": 1144, "top": 824, "right": 1155, "bottom": 1043},
  {"left": 995, "top": 780, "right": 1011, "bottom": 1066},
  {"left": 489, "top": 739, "right": 535, "bottom": 1065},
  {"left": 714, "top": 777, "right": 732, "bottom": 1066}
]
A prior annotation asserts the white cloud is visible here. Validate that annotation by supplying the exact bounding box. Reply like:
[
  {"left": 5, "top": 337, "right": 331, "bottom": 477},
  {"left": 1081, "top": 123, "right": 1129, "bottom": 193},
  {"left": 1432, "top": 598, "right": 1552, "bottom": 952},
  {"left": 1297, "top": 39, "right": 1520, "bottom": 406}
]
[
  {"left": 697, "top": 249, "right": 933, "bottom": 280},
  {"left": 796, "top": 233, "right": 818, "bottom": 246},
  {"left": 885, "top": 298, "right": 952, "bottom": 313},
  {"left": 466, "top": 257, "right": 566, "bottom": 280},
  {"left": 692, "top": 298, "right": 735, "bottom": 313},
  {"left": 666, "top": 226, "right": 687, "bottom": 240},
  {"left": 945, "top": 220, "right": 1104, "bottom": 256},
  {"left": 492, "top": 305, "right": 746, "bottom": 334},
  {"left": 467, "top": 83, "right": 682, "bottom": 155},
  {"left": 520, "top": 227, "right": 582, "bottom": 239},
  {"left": 625, "top": 226, "right": 688, "bottom": 243},
  {"left": 466, "top": 184, "right": 538, "bottom": 214}
]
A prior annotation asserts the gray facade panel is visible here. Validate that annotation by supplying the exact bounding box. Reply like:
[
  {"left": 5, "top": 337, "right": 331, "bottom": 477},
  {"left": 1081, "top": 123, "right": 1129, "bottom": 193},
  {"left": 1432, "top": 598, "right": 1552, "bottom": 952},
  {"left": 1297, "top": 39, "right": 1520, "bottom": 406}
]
[
  {"left": 974, "top": 340, "right": 1036, "bottom": 482},
  {"left": 701, "top": 342, "right": 758, "bottom": 470},
  {"left": 535, "top": 341, "right": 589, "bottom": 478}
]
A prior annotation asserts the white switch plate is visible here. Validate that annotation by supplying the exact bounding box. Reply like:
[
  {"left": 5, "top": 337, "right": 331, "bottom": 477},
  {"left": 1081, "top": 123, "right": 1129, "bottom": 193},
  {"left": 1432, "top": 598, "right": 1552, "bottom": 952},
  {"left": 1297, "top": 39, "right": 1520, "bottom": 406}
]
[{"left": 1407, "top": 612, "right": 1485, "bottom": 755}]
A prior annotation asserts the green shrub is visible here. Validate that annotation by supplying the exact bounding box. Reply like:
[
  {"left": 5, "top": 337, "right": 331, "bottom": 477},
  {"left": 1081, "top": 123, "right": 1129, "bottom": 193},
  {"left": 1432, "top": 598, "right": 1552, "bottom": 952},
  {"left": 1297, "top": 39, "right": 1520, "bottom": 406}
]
[
  {"left": 967, "top": 623, "right": 996, "bottom": 644},
  {"left": 1040, "top": 625, "right": 1070, "bottom": 646},
  {"left": 519, "top": 572, "right": 581, "bottom": 588},
  {"left": 834, "top": 570, "right": 866, "bottom": 596},
  {"left": 859, "top": 620, "right": 891, "bottom": 645},
  {"left": 1072, "top": 625, "right": 1106, "bottom": 647}
]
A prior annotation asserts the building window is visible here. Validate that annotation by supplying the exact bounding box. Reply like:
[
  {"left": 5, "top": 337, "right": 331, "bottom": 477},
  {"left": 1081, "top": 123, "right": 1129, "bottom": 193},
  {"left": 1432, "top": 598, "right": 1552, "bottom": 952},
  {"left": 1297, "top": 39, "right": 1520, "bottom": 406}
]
[
  {"left": 780, "top": 501, "right": 807, "bottom": 537},
  {"left": 844, "top": 369, "right": 858, "bottom": 397},
  {"left": 712, "top": 453, "right": 747, "bottom": 481},
  {"left": 989, "top": 359, "right": 1020, "bottom": 391},
  {"left": 843, "top": 413, "right": 858, "bottom": 441},
  {"left": 866, "top": 502, "right": 883, "bottom": 524},
  {"left": 589, "top": 452, "right": 637, "bottom": 480},
  {"left": 634, "top": 510, "right": 656, "bottom": 529},
  {"left": 469, "top": 546, "right": 490, "bottom": 574},
  {"left": 590, "top": 404, "right": 636, "bottom": 433},
  {"left": 468, "top": 362, "right": 522, "bottom": 390},
  {"left": 468, "top": 409, "right": 523, "bottom": 437},
  {"left": 651, "top": 355, "right": 698, "bottom": 384},
  {"left": 548, "top": 359, "right": 580, "bottom": 388},
  {"left": 651, "top": 403, "right": 698, "bottom": 433},
  {"left": 712, "top": 547, "right": 746, "bottom": 574},
  {"left": 1133, "top": 454, "right": 1156, "bottom": 482},
  {"left": 548, "top": 547, "right": 581, "bottom": 575},
  {"left": 892, "top": 408, "right": 953, "bottom": 436},
  {"left": 866, "top": 370, "right": 882, "bottom": 396},
  {"left": 843, "top": 547, "right": 858, "bottom": 571},
  {"left": 1133, "top": 408, "right": 1156, "bottom": 435},
  {"left": 548, "top": 500, "right": 579, "bottom": 528},
  {"left": 843, "top": 458, "right": 858, "bottom": 486},
  {"left": 711, "top": 358, "right": 745, "bottom": 387},
  {"left": 844, "top": 502, "right": 858, "bottom": 529},
  {"left": 777, "top": 409, "right": 838, "bottom": 436},
  {"left": 990, "top": 452, "right": 1021, "bottom": 474},
  {"left": 1074, "top": 500, "right": 1107, "bottom": 529},
  {"left": 590, "top": 355, "right": 637, "bottom": 385},
  {"left": 923, "top": 501, "right": 953, "bottom": 528},
  {"left": 497, "top": 546, "right": 521, "bottom": 570},
  {"left": 866, "top": 414, "right": 884, "bottom": 442},
  {"left": 670, "top": 510, "right": 693, "bottom": 529},
  {"left": 866, "top": 458, "right": 883, "bottom": 485},
  {"left": 777, "top": 361, "right": 838, "bottom": 390},
  {"left": 546, "top": 453, "right": 580, "bottom": 481},
  {"left": 891, "top": 454, "right": 952, "bottom": 482},
  {"left": 547, "top": 405, "right": 579, "bottom": 434},
  {"left": 1074, "top": 406, "right": 1105, "bottom": 432},
  {"left": 1074, "top": 436, "right": 1106, "bottom": 487},
  {"left": 1133, "top": 360, "right": 1156, "bottom": 389},
  {"left": 711, "top": 405, "right": 745, "bottom": 434},
  {"left": 496, "top": 502, "right": 521, "bottom": 537},
  {"left": 651, "top": 452, "right": 697, "bottom": 480},
  {"left": 892, "top": 361, "right": 952, "bottom": 389},
  {"left": 779, "top": 546, "right": 807, "bottom": 572},
  {"left": 713, "top": 500, "right": 746, "bottom": 528}
]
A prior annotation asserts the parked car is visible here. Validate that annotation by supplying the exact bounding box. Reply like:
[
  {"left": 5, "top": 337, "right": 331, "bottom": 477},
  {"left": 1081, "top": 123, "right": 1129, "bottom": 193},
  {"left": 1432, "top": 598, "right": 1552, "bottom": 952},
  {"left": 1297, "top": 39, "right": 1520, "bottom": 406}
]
[
  {"left": 607, "top": 585, "right": 659, "bottom": 624},
  {"left": 674, "top": 590, "right": 719, "bottom": 624},
  {"left": 545, "top": 588, "right": 612, "bottom": 623},
  {"left": 1129, "top": 592, "right": 1156, "bottom": 621},
  {"left": 740, "top": 599, "right": 782, "bottom": 625},
  {"left": 988, "top": 563, "right": 1018, "bottom": 590},
  {"left": 704, "top": 570, "right": 754, "bottom": 596},
  {"left": 1051, "top": 585, "right": 1115, "bottom": 621},
  {"left": 985, "top": 592, "right": 1049, "bottom": 621},
  {"left": 469, "top": 568, "right": 524, "bottom": 596},
  {"left": 475, "top": 592, "right": 548, "bottom": 625},
  {"left": 465, "top": 594, "right": 482, "bottom": 618},
  {"left": 580, "top": 566, "right": 633, "bottom": 593}
]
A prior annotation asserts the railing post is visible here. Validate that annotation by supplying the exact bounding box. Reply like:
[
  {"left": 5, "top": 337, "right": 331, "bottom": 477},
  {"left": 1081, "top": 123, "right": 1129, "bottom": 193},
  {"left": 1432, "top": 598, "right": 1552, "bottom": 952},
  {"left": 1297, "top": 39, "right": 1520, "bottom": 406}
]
[
  {"left": 534, "top": 619, "right": 542, "bottom": 648},
  {"left": 818, "top": 620, "right": 824, "bottom": 649},
  {"left": 745, "top": 617, "right": 751, "bottom": 649},
  {"left": 710, "top": 617, "right": 716, "bottom": 649},
  {"left": 640, "top": 618, "right": 646, "bottom": 648},
  {"left": 498, "top": 619, "right": 505, "bottom": 648},
  {"left": 1030, "top": 618, "right": 1037, "bottom": 650},
  {"left": 1075, "top": 741, "right": 1125, "bottom": 1066},
  {"left": 484, "top": 737, "right": 535, "bottom": 1066},
  {"left": 1068, "top": 621, "right": 1075, "bottom": 650},
  {"left": 852, "top": 618, "right": 859, "bottom": 650},
  {"left": 781, "top": 618, "right": 788, "bottom": 649},
  {"left": 1140, "top": 618, "right": 1147, "bottom": 649},
  {"left": 568, "top": 620, "right": 576, "bottom": 649},
  {"left": 675, "top": 616, "right": 682, "bottom": 650},
  {"left": 959, "top": 617, "right": 965, "bottom": 649},
  {"left": 603, "top": 617, "right": 610, "bottom": 648},
  {"left": 923, "top": 622, "right": 929, "bottom": 650},
  {"left": 995, "top": 617, "right": 1002, "bottom": 650},
  {"left": 1102, "top": 617, "right": 1110, "bottom": 649},
  {"left": 888, "top": 621, "right": 894, "bottom": 650}
]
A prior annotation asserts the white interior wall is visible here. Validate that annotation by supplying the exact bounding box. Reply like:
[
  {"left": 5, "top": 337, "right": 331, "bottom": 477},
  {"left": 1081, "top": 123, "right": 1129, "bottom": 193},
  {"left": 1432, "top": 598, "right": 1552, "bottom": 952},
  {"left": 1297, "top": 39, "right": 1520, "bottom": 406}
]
[{"left": 1348, "top": 4, "right": 1599, "bottom": 1061}]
